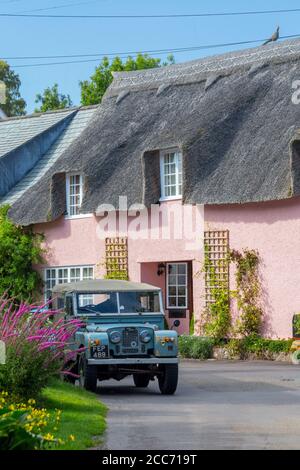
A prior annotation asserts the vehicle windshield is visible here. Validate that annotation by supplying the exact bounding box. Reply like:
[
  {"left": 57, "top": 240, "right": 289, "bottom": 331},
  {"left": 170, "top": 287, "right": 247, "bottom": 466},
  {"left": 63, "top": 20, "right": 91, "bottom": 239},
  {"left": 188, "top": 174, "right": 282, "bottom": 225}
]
[
  {"left": 76, "top": 290, "right": 160, "bottom": 314},
  {"left": 77, "top": 292, "right": 118, "bottom": 314},
  {"left": 119, "top": 291, "right": 160, "bottom": 313}
]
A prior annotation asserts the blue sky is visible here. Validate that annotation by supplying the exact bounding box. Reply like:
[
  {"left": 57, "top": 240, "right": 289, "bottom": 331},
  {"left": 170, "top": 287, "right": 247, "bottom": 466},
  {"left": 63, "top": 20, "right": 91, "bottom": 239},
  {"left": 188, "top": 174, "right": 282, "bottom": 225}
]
[{"left": 1, "top": 0, "right": 300, "bottom": 112}]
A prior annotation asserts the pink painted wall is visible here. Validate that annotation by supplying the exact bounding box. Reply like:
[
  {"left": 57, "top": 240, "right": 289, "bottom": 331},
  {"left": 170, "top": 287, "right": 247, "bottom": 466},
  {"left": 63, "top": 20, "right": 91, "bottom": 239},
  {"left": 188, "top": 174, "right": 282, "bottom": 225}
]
[
  {"left": 35, "top": 201, "right": 204, "bottom": 335},
  {"left": 35, "top": 197, "right": 300, "bottom": 338},
  {"left": 205, "top": 197, "right": 300, "bottom": 339}
]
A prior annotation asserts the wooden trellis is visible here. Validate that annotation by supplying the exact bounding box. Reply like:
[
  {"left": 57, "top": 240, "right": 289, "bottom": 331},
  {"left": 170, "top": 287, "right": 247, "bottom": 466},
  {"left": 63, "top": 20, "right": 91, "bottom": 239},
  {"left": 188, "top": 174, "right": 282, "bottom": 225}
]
[
  {"left": 105, "top": 237, "right": 128, "bottom": 280},
  {"left": 204, "top": 230, "right": 229, "bottom": 304}
]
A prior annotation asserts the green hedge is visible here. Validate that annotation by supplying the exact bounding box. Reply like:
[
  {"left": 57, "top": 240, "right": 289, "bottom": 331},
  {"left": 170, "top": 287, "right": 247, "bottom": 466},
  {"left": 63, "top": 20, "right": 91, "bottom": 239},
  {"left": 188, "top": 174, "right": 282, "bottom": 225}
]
[
  {"left": 179, "top": 334, "right": 292, "bottom": 361},
  {"left": 227, "top": 334, "right": 293, "bottom": 359},
  {"left": 178, "top": 335, "right": 214, "bottom": 360}
]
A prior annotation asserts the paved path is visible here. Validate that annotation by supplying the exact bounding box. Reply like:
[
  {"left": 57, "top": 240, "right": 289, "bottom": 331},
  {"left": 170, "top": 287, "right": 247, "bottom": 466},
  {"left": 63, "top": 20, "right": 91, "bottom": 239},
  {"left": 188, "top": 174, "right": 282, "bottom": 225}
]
[{"left": 97, "top": 360, "right": 300, "bottom": 450}]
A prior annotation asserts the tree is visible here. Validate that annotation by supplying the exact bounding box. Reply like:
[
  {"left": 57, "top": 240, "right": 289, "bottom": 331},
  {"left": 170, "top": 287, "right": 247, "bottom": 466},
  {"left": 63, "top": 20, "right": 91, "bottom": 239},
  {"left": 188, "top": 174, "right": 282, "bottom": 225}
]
[
  {"left": 0, "top": 61, "right": 26, "bottom": 116},
  {"left": 0, "top": 206, "right": 45, "bottom": 302},
  {"left": 35, "top": 83, "right": 73, "bottom": 113},
  {"left": 80, "top": 53, "right": 175, "bottom": 106}
]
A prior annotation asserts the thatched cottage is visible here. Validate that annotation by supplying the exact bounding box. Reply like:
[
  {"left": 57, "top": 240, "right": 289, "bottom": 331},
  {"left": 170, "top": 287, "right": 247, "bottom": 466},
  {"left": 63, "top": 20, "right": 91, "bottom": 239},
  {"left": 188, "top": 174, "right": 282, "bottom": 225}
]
[{"left": 2, "top": 38, "right": 300, "bottom": 337}]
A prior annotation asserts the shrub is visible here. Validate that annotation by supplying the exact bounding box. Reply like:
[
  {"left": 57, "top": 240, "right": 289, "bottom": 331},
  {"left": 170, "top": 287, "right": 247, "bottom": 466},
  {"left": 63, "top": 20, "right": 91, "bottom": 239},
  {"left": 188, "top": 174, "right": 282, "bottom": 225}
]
[
  {"left": 0, "top": 298, "right": 83, "bottom": 399},
  {"left": 242, "top": 334, "right": 292, "bottom": 356},
  {"left": 226, "top": 338, "right": 246, "bottom": 359},
  {"left": 0, "top": 392, "right": 65, "bottom": 450},
  {"left": 226, "top": 334, "right": 293, "bottom": 359},
  {"left": 0, "top": 205, "right": 45, "bottom": 302},
  {"left": 178, "top": 335, "right": 213, "bottom": 360}
]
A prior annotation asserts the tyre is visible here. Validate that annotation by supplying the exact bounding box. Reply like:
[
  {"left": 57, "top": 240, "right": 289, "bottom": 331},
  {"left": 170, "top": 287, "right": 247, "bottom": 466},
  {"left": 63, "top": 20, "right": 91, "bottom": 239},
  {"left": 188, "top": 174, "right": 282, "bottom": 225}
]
[
  {"left": 158, "top": 364, "right": 178, "bottom": 395},
  {"left": 78, "top": 355, "right": 97, "bottom": 392},
  {"left": 133, "top": 374, "right": 150, "bottom": 388},
  {"left": 291, "top": 350, "right": 300, "bottom": 365}
]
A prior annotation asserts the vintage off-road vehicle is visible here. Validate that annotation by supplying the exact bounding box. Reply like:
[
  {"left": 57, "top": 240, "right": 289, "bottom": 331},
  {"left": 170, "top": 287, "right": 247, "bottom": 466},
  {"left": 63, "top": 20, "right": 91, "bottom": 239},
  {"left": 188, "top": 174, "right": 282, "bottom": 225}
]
[{"left": 52, "top": 279, "right": 179, "bottom": 395}]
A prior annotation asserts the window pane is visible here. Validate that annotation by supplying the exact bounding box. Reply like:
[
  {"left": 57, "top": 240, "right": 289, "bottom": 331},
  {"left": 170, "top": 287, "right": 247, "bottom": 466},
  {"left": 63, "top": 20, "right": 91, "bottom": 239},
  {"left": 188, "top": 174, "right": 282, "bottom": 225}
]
[
  {"left": 168, "top": 297, "right": 176, "bottom": 307},
  {"left": 178, "top": 297, "right": 186, "bottom": 307},
  {"left": 168, "top": 286, "right": 176, "bottom": 296},
  {"left": 168, "top": 275, "right": 176, "bottom": 285},
  {"left": 83, "top": 267, "right": 93, "bottom": 279},
  {"left": 178, "top": 286, "right": 186, "bottom": 296},
  {"left": 178, "top": 264, "right": 186, "bottom": 274},
  {"left": 168, "top": 264, "right": 177, "bottom": 275},
  {"left": 178, "top": 277, "right": 186, "bottom": 286}
]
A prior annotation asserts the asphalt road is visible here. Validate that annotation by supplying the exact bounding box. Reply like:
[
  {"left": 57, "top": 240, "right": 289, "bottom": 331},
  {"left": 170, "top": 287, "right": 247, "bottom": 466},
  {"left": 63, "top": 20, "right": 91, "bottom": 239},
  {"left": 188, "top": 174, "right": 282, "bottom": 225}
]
[{"left": 97, "top": 360, "right": 300, "bottom": 450}]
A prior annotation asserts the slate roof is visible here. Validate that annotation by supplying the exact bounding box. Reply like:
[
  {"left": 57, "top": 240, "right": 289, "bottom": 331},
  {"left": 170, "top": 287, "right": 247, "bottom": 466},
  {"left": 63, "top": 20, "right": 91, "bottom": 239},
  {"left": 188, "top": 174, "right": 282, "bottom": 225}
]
[
  {"left": 0, "top": 109, "right": 74, "bottom": 159},
  {"left": 5, "top": 38, "right": 300, "bottom": 225},
  {"left": 1, "top": 107, "right": 96, "bottom": 206}
]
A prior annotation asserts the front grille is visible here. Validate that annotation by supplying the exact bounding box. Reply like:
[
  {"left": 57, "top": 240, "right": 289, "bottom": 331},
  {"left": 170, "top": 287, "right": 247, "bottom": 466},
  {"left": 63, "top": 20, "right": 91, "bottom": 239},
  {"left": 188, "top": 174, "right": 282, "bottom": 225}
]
[
  {"left": 122, "top": 348, "right": 139, "bottom": 354},
  {"left": 122, "top": 328, "right": 139, "bottom": 348}
]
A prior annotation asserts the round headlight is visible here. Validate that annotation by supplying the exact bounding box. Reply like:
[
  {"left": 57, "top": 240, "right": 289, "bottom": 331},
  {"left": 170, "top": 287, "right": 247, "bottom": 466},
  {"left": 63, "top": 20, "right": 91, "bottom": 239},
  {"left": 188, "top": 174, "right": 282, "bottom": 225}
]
[
  {"left": 140, "top": 329, "right": 151, "bottom": 343},
  {"left": 110, "top": 331, "right": 121, "bottom": 344}
]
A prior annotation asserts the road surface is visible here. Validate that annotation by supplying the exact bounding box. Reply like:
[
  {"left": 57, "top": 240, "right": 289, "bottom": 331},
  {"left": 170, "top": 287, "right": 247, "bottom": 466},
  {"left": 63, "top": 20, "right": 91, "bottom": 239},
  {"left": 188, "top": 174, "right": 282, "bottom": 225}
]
[{"left": 97, "top": 360, "right": 300, "bottom": 450}]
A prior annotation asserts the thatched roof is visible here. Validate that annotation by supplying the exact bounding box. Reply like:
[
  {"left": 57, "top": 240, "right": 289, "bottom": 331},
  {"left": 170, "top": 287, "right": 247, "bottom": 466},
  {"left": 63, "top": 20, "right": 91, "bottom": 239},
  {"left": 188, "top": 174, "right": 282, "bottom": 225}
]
[{"left": 8, "top": 38, "right": 300, "bottom": 225}]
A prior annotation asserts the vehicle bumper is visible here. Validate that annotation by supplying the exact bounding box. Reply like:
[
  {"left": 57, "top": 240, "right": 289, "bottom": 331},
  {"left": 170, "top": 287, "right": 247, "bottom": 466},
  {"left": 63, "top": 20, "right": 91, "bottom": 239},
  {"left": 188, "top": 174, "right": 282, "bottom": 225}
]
[{"left": 87, "top": 357, "right": 179, "bottom": 365}]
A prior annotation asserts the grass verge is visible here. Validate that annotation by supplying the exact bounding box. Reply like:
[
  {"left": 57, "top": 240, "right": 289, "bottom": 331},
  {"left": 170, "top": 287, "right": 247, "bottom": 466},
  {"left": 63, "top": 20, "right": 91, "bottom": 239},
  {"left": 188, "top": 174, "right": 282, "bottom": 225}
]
[{"left": 40, "top": 379, "right": 107, "bottom": 450}]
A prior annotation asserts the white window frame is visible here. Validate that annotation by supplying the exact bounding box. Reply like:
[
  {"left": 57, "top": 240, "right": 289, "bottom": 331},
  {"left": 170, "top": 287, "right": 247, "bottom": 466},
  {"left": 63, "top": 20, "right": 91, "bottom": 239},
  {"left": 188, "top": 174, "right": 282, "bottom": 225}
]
[
  {"left": 166, "top": 262, "right": 188, "bottom": 309},
  {"left": 44, "top": 265, "right": 94, "bottom": 302},
  {"left": 159, "top": 148, "right": 183, "bottom": 201},
  {"left": 66, "top": 173, "right": 84, "bottom": 218}
]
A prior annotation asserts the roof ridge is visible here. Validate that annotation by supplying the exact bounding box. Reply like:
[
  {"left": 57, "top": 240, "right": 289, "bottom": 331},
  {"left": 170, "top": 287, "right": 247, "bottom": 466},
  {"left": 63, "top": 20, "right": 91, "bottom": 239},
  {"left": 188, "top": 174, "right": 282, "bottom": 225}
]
[
  {"left": 1, "top": 104, "right": 99, "bottom": 123},
  {"left": 106, "top": 37, "right": 300, "bottom": 96}
]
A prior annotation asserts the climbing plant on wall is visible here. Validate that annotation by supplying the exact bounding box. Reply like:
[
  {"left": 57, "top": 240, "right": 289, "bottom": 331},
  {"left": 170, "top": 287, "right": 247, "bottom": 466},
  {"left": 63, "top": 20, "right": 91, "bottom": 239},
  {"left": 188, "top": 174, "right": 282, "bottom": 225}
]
[
  {"left": 230, "top": 249, "right": 263, "bottom": 336},
  {"left": 201, "top": 244, "right": 231, "bottom": 340}
]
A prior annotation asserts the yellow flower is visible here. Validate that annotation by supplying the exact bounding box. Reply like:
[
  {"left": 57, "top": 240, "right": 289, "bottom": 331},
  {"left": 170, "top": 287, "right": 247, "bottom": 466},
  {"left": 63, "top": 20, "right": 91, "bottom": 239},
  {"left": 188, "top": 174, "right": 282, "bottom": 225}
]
[
  {"left": 43, "top": 433, "right": 55, "bottom": 441},
  {"left": 69, "top": 434, "right": 75, "bottom": 441},
  {"left": 28, "top": 399, "right": 36, "bottom": 405}
]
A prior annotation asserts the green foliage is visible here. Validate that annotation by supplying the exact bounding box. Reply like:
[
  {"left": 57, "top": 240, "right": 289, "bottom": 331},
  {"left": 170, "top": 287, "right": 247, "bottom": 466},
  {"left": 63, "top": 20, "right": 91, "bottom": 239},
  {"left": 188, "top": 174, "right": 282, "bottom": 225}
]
[
  {"left": 35, "top": 83, "right": 72, "bottom": 113},
  {"left": 178, "top": 335, "right": 213, "bottom": 360},
  {"left": 0, "top": 205, "right": 44, "bottom": 301},
  {"left": 226, "top": 334, "right": 292, "bottom": 359},
  {"left": 80, "top": 53, "right": 175, "bottom": 106},
  {"left": 201, "top": 245, "right": 231, "bottom": 340},
  {"left": 0, "top": 61, "right": 26, "bottom": 116},
  {"left": 189, "top": 313, "right": 195, "bottom": 335},
  {"left": 293, "top": 314, "right": 300, "bottom": 335},
  {"left": 41, "top": 379, "right": 107, "bottom": 450},
  {"left": 0, "top": 393, "right": 64, "bottom": 450},
  {"left": 0, "top": 342, "right": 60, "bottom": 401},
  {"left": 230, "top": 249, "right": 263, "bottom": 336}
]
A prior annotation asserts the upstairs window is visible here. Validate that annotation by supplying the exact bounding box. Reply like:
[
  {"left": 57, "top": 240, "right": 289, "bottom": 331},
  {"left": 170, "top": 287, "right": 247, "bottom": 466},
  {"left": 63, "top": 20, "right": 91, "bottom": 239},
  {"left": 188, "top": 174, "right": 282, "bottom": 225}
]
[
  {"left": 66, "top": 174, "right": 83, "bottom": 217},
  {"left": 160, "top": 149, "right": 182, "bottom": 200}
]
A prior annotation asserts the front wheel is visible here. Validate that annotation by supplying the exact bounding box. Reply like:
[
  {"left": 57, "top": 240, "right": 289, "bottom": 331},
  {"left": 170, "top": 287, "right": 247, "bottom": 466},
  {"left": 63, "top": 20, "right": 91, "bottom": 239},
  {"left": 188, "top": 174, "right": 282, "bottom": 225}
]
[
  {"left": 133, "top": 374, "right": 150, "bottom": 388},
  {"left": 78, "top": 356, "right": 97, "bottom": 392},
  {"left": 158, "top": 364, "right": 178, "bottom": 395}
]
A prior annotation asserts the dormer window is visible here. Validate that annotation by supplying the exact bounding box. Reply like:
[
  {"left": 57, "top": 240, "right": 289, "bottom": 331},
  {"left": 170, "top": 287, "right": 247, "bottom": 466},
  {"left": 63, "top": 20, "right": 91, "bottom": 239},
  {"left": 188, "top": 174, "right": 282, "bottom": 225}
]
[
  {"left": 66, "top": 174, "right": 83, "bottom": 217},
  {"left": 160, "top": 149, "right": 182, "bottom": 200}
]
